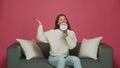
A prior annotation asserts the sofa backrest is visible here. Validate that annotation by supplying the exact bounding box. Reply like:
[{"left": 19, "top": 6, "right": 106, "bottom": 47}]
[
  {"left": 37, "top": 43, "right": 81, "bottom": 59},
  {"left": 37, "top": 43, "right": 50, "bottom": 59}
]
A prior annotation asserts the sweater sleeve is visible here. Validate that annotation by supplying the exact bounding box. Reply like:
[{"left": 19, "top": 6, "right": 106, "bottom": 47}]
[
  {"left": 65, "top": 31, "right": 77, "bottom": 50},
  {"left": 37, "top": 25, "right": 48, "bottom": 43}
]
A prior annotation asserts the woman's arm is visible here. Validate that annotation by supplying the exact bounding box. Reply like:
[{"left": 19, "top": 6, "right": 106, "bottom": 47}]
[
  {"left": 34, "top": 17, "right": 48, "bottom": 43},
  {"left": 65, "top": 31, "right": 77, "bottom": 50}
]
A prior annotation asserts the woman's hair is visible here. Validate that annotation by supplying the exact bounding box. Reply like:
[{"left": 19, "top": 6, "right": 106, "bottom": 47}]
[{"left": 54, "top": 14, "right": 71, "bottom": 30}]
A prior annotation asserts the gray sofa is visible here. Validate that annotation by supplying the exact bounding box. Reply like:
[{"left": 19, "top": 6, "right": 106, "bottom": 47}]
[{"left": 7, "top": 42, "right": 113, "bottom": 68}]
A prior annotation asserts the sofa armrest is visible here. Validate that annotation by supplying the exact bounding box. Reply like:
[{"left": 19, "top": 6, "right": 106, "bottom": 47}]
[
  {"left": 7, "top": 42, "right": 23, "bottom": 68},
  {"left": 98, "top": 43, "right": 113, "bottom": 68}
]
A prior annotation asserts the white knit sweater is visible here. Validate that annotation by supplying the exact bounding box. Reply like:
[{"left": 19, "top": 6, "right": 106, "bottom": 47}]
[{"left": 37, "top": 25, "right": 77, "bottom": 57}]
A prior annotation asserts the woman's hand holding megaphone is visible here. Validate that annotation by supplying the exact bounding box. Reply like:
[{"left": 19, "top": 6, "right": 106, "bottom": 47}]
[{"left": 63, "top": 30, "right": 68, "bottom": 37}]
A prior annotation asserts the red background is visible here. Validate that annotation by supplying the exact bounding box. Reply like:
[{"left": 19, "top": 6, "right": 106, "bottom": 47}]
[{"left": 0, "top": 0, "right": 120, "bottom": 68}]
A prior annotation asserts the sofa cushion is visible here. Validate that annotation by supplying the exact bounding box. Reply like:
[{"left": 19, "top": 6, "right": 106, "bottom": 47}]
[
  {"left": 16, "top": 38, "right": 44, "bottom": 60},
  {"left": 78, "top": 36, "right": 103, "bottom": 60}
]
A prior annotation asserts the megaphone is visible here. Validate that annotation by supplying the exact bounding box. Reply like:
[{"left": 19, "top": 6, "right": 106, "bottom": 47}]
[{"left": 59, "top": 22, "right": 68, "bottom": 31}]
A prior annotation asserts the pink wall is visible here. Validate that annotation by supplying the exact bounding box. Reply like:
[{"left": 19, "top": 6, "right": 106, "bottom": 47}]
[{"left": 0, "top": 0, "right": 120, "bottom": 68}]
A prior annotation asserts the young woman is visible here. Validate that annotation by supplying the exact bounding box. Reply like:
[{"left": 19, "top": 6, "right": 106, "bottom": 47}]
[{"left": 34, "top": 14, "right": 82, "bottom": 68}]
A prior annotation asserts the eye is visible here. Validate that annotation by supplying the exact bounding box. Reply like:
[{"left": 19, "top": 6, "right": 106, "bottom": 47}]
[
  {"left": 64, "top": 18, "right": 66, "bottom": 20},
  {"left": 59, "top": 19, "right": 62, "bottom": 21}
]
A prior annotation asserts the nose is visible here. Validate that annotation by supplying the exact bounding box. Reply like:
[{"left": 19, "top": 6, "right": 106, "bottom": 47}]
[{"left": 62, "top": 20, "right": 67, "bottom": 23}]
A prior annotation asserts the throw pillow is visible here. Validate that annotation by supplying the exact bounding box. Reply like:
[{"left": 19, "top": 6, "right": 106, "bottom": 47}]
[
  {"left": 78, "top": 36, "right": 103, "bottom": 60},
  {"left": 16, "top": 38, "right": 44, "bottom": 60}
]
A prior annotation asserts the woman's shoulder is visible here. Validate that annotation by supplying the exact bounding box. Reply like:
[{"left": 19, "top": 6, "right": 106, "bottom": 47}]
[{"left": 45, "top": 29, "right": 55, "bottom": 34}]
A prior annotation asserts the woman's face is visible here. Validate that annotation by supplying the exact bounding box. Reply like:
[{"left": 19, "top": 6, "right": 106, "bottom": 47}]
[{"left": 57, "top": 16, "right": 67, "bottom": 25}]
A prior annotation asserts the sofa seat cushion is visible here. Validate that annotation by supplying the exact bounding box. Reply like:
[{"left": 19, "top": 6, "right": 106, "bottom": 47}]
[
  {"left": 81, "top": 58, "right": 103, "bottom": 68},
  {"left": 18, "top": 58, "right": 54, "bottom": 68}
]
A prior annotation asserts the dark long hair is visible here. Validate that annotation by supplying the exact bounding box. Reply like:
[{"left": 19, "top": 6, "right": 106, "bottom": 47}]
[{"left": 54, "top": 14, "right": 71, "bottom": 30}]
